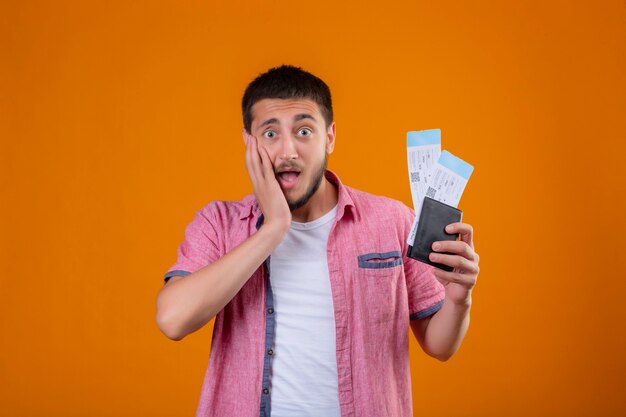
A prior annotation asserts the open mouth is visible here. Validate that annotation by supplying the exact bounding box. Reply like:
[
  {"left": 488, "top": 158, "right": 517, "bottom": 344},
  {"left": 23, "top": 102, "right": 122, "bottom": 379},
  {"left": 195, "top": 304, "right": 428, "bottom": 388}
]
[{"left": 276, "top": 170, "right": 301, "bottom": 189}]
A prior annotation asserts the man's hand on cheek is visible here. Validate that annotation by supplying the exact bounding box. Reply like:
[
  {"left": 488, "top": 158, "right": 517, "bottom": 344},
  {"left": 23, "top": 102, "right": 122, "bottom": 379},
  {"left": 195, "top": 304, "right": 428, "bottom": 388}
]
[{"left": 243, "top": 129, "right": 291, "bottom": 234}]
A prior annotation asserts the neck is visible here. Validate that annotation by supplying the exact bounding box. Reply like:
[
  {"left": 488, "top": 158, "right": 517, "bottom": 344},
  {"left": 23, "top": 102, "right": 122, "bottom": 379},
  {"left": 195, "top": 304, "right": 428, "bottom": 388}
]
[{"left": 290, "top": 177, "right": 338, "bottom": 223}]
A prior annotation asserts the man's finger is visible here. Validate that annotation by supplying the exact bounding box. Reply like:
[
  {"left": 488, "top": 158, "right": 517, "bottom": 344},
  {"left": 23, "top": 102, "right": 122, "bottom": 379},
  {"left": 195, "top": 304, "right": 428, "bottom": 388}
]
[
  {"left": 432, "top": 268, "right": 477, "bottom": 288},
  {"left": 244, "top": 132, "right": 258, "bottom": 186},
  {"left": 244, "top": 132, "right": 253, "bottom": 176},
  {"left": 445, "top": 222, "right": 474, "bottom": 248},
  {"left": 429, "top": 252, "right": 479, "bottom": 275},
  {"left": 258, "top": 144, "right": 275, "bottom": 181},
  {"left": 248, "top": 135, "right": 265, "bottom": 181},
  {"left": 432, "top": 240, "right": 477, "bottom": 262}
]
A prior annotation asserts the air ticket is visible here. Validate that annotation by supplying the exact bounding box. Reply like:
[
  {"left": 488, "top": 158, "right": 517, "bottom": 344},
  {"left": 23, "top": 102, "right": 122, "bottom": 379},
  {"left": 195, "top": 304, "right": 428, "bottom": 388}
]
[
  {"left": 406, "top": 149, "right": 474, "bottom": 245},
  {"left": 407, "top": 129, "right": 441, "bottom": 210}
]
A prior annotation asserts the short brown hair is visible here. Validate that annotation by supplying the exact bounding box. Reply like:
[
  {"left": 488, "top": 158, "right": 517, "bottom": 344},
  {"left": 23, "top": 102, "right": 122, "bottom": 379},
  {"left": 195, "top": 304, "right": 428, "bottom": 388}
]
[{"left": 242, "top": 65, "right": 333, "bottom": 133}]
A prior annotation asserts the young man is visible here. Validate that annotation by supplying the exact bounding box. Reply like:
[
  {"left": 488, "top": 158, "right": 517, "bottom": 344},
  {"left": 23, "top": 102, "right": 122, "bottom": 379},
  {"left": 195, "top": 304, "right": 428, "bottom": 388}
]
[{"left": 157, "top": 65, "right": 479, "bottom": 417}]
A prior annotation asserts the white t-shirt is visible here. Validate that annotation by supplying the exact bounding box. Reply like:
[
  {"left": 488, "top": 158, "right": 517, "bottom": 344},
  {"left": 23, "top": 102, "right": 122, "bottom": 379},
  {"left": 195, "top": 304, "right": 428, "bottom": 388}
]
[{"left": 269, "top": 205, "right": 340, "bottom": 417}]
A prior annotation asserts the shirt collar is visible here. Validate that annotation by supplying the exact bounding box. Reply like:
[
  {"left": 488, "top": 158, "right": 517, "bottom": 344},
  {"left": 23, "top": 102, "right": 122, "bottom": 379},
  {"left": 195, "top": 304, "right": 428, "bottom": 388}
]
[{"left": 238, "top": 169, "right": 356, "bottom": 223}]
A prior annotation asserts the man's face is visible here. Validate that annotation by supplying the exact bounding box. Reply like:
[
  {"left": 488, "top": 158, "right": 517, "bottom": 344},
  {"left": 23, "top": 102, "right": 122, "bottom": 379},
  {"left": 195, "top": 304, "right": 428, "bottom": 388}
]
[{"left": 249, "top": 98, "right": 335, "bottom": 211}]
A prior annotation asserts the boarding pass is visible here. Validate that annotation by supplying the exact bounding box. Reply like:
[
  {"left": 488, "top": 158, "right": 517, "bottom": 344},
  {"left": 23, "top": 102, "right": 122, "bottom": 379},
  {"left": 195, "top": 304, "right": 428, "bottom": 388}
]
[{"left": 406, "top": 131, "right": 474, "bottom": 245}]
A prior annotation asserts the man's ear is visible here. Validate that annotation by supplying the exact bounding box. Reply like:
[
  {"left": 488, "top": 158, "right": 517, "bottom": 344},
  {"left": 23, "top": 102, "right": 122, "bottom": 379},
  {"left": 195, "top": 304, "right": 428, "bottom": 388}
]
[{"left": 326, "top": 122, "right": 336, "bottom": 154}]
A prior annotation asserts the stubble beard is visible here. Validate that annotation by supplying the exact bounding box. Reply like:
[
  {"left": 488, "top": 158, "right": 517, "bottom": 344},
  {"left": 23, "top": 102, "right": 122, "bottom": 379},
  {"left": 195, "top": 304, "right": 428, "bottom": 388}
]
[{"left": 286, "top": 154, "right": 328, "bottom": 212}]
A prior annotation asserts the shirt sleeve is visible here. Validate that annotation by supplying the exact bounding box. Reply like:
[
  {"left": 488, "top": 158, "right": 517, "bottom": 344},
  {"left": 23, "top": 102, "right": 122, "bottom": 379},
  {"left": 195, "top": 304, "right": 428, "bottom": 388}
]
[
  {"left": 399, "top": 203, "right": 446, "bottom": 320},
  {"left": 163, "top": 204, "right": 221, "bottom": 284}
]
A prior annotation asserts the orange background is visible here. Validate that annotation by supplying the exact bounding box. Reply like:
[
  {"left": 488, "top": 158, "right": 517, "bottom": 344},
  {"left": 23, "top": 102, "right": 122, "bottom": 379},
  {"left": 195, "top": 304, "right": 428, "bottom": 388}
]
[{"left": 2, "top": 1, "right": 625, "bottom": 416}]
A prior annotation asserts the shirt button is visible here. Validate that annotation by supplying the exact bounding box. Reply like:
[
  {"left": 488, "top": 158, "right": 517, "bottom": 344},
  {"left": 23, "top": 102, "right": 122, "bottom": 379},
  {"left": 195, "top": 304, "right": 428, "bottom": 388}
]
[
  {"left": 267, "top": 349, "right": 273, "bottom": 356},
  {"left": 267, "top": 307, "right": 274, "bottom": 314},
  {"left": 263, "top": 388, "right": 269, "bottom": 395}
]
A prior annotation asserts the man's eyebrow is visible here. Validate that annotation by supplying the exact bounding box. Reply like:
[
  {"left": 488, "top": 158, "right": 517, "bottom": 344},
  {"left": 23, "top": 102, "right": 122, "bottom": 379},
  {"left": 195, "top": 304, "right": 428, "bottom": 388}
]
[
  {"left": 257, "top": 114, "right": 317, "bottom": 129},
  {"left": 258, "top": 118, "right": 279, "bottom": 129},
  {"left": 294, "top": 113, "right": 316, "bottom": 123}
]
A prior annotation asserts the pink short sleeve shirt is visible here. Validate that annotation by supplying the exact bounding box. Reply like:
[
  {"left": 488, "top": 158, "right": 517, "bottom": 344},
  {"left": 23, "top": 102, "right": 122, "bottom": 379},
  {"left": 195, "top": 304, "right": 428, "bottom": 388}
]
[{"left": 164, "top": 170, "right": 445, "bottom": 417}]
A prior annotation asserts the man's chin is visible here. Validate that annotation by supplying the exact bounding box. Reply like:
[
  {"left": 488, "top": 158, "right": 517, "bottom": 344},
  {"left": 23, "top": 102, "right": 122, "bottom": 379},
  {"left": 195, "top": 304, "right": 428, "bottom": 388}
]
[
  {"left": 285, "top": 158, "right": 327, "bottom": 212},
  {"left": 285, "top": 194, "right": 305, "bottom": 212},
  {"left": 286, "top": 192, "right": 309, "bottom": 212}
]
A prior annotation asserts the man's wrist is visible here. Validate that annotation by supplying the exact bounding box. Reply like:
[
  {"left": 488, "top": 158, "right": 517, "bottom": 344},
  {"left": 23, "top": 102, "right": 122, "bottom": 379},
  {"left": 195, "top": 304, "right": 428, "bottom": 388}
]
[
  {"left": 448, "top": 294, "right": 472, "bottom": 309},
  {"left": 259, "top": 219, "right": 290, "bottom": 241}
]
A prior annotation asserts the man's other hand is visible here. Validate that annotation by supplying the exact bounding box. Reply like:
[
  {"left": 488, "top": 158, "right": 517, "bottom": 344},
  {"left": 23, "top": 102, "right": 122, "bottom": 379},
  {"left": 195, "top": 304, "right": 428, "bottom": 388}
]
[{"left": 428, "top": 222, "right": 479, "bottom": 306}]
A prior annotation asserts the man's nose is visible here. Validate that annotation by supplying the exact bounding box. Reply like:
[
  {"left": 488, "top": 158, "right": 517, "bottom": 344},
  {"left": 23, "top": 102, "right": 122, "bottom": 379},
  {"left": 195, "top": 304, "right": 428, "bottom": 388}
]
[{"left": 278, "top": 135, "right": 298, "bottom": 161}]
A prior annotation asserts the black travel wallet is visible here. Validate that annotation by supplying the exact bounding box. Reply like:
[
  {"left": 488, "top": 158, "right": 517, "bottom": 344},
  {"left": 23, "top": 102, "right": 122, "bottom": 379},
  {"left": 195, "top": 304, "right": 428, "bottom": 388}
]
[{"left": 407, "top": 197, "right": 463, "bottom": 272}]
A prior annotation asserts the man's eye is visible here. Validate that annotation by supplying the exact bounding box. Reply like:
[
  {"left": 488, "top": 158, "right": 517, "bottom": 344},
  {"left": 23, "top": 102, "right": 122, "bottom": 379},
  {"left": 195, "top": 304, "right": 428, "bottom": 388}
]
[
  {"left": 263, "top": 131, "right": 276, "bottom": 139},
  {"left": 298, "top": 128, "right": 312, "bottom": 136}
]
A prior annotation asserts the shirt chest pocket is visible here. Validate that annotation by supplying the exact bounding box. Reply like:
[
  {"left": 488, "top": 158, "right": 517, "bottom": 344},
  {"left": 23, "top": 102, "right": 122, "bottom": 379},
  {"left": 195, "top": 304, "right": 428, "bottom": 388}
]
[{"left": 354, "top": 251, "right": 404, "bottom": 323}]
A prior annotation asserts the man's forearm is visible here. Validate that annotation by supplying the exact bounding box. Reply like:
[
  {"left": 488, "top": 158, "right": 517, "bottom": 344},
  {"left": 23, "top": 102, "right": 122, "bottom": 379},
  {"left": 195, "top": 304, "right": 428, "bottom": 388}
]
[
  {"left": 421, "top": 298, "right": 471, "bottom": 361},
  {"left": 156, "top": 222, "right": 288, "bottom": 340}
]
